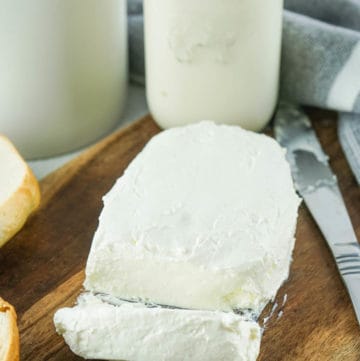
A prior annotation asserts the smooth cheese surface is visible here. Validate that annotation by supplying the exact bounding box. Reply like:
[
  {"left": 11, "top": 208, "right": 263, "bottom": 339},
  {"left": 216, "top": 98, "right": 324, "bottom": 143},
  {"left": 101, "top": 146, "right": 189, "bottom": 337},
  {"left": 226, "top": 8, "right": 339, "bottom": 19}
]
[
  {"left": 54, "top": 294, "right": 261, "bottom": 361},
  {"left": 84, "top": 121, "right": 300, "bottom": 313}
]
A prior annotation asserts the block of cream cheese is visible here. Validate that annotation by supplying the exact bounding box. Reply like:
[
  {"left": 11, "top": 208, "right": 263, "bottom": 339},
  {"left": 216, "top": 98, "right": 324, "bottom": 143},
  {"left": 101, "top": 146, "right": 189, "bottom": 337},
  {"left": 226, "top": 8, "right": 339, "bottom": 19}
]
[
  {"left": 84, "top": 121, "right": 300, "bottom": 313},
  {"left": 54, "top": 294, "right": 261, "bottom": 361}
]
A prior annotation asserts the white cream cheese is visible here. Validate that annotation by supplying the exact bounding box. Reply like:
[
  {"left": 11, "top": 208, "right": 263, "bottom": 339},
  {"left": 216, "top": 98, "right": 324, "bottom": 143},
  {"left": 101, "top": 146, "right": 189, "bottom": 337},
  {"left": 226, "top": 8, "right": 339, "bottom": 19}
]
[
  {"left": 54, "top": 294, "right": 261, "bottom": 361},
  {"left": 84, "top": 121, "right": 300, "bottom": 313}
]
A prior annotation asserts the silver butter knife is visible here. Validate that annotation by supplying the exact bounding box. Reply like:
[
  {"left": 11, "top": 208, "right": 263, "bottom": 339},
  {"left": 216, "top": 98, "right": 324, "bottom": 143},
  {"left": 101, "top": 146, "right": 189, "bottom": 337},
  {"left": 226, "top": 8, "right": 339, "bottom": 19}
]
[{"left": 274, "top": 103, "right": 360, "bottom": 326}]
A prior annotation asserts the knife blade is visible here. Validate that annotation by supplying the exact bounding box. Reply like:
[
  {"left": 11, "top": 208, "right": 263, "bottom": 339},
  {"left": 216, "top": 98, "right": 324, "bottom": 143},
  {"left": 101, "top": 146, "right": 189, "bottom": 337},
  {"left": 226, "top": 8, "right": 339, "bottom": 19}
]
[
  {"left": 338, "top": 112, "right": 360, "bottom": 185},
  {"left": 274, "top": 103, "right": 360, "bottom": 326}
]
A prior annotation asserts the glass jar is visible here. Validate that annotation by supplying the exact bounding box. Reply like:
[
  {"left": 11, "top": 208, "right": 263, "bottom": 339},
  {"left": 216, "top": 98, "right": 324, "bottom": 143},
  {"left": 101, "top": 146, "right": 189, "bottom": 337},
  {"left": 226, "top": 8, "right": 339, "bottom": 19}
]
[
  {"left": 144, "top": 0, "right": 283, "bottom": 131},
  {"left": 0, "top": 0, "right": 128, "bottom": 159}
]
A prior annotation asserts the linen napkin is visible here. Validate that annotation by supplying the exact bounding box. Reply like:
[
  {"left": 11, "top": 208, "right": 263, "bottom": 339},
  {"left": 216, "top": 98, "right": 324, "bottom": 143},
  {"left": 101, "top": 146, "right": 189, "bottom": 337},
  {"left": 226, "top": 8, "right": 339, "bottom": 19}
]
[
  {"left": 128, "top": 0, "right": 360, "bottom": 180},
  {"left": 282, "top": 0, "right": 360, "bottom": 183}
]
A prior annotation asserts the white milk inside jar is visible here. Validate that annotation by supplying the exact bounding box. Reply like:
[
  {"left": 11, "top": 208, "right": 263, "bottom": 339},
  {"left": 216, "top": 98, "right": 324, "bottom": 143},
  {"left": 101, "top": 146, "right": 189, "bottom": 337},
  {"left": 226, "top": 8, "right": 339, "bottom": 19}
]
[
  {"left": 0, "top": 0, "right": 127, "bottom": 159},
  {"left": 144, "top": 0, "right": 283, "bottom": 131}
]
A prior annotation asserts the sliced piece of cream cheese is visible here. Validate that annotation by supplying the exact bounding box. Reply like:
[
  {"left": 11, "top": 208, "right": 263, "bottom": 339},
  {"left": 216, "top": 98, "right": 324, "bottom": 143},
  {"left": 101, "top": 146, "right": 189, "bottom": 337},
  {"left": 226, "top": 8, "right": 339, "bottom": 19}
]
[
  {"left": 54, "top": 294, "right": 261, "bottom": 361},
  {"left": 84, "top": 121, "right": 300, "bottom": 313}
]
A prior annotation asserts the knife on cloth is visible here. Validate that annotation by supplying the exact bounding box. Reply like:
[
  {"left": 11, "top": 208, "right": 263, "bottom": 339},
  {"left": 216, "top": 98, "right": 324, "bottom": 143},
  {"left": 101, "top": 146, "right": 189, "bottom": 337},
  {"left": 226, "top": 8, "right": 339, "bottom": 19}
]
[
  {"left": 338, "top": 112, "right": 360, "bottom": 186},
  {"left": 274, "top": 103, "right": 360, "bottom": 326}
]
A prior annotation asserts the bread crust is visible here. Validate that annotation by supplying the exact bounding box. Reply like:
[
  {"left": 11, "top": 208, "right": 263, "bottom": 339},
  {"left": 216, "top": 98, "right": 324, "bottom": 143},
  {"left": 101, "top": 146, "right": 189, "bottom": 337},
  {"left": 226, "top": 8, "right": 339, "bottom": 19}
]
[
  {"left": 0, "top": 135, "right": 41, "bottom": 248},
  {"left": 0, "top": 298, "right": 19, "bottom": 361}
]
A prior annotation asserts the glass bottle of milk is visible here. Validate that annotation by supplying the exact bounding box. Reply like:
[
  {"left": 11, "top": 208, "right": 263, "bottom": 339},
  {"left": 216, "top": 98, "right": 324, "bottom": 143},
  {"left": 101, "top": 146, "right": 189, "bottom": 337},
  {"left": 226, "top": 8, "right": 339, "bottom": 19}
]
[
  {"left": 144, "top": 0, "right": 283, "bottom": 131},
  {"left": 0, "top": 0, "right": 128, "bottom": 159}
]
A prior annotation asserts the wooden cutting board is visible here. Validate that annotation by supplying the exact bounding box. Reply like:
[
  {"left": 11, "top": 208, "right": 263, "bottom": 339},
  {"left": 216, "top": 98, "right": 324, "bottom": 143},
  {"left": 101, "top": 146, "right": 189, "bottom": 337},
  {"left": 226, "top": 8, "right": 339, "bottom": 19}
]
[{"left": 1, "top": 111, "right": 360, "bottom": 361}]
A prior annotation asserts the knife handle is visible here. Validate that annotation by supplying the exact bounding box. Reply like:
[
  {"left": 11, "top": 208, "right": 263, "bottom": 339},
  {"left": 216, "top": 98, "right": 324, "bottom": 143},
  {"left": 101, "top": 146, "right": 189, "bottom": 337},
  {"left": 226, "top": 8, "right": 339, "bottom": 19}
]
[
  {"left": 342, "top": 272, "right": 360, "bottom": 323},
  {"left": 303, "top": 186, "right": 360, "bottom": 324},
  {"left": 330, "top": 232, "right": 360, "bottom": 326}
]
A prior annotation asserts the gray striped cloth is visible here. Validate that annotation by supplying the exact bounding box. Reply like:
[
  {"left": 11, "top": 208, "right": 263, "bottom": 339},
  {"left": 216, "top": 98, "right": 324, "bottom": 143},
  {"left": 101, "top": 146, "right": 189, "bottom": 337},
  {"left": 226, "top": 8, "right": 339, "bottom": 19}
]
[{"left": 128, "top": 0, "right": 360, "bottom": 182}]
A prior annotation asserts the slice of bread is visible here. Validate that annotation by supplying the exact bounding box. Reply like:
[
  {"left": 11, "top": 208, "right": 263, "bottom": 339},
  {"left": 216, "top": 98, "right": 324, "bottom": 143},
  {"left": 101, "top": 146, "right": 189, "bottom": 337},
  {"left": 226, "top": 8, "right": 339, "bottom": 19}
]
[
  {"left": 0, "top": 298, "right": 19, "bottom": 361},
  {"left": 0, "top": 135, "right": 40, "bottom": 248}
]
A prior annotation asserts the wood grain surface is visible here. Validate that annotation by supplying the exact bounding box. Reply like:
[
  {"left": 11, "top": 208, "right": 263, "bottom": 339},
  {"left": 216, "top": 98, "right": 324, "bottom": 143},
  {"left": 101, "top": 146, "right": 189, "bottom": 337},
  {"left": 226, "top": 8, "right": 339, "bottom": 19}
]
[{"left": 0, "top": 111, "right": 360, "bottom": 361}]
